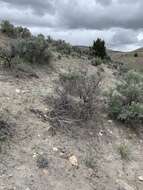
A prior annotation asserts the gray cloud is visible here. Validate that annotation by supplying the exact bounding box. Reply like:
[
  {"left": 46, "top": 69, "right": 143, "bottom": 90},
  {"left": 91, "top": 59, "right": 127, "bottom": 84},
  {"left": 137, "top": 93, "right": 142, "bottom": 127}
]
[
  {"left": 0, "top": 0, "right": 55, "bottom": 15},
  {"left": 96, "top": 0, "right": 112, "bottom": 6},
  {"left": 0, "top": 0, "right": 143, "bottom": 51},
  {"left": 0, "top": 0, "right": 143, "bottom": 30},
  {"left": 56, "top": 0, "right": 143, "bottom": 30},
  {"left": 111, "top": 30, "right": 139, "bottom": 46}
]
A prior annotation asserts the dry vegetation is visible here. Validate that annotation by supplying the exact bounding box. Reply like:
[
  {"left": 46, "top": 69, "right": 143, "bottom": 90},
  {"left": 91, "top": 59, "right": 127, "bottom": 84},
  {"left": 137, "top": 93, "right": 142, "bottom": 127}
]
[
  {"left": 0, "top": 21, "right": 143, "bottom": 190},
  {"left": 51, "top": 67, "right": 102, "bottom": 122}
]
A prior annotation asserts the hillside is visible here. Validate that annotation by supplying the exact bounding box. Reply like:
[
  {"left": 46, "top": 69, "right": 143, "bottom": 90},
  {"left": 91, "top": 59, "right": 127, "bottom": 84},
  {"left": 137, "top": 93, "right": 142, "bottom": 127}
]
[{"left": 0, "top": 31, "right": 143, "bottom": 190}]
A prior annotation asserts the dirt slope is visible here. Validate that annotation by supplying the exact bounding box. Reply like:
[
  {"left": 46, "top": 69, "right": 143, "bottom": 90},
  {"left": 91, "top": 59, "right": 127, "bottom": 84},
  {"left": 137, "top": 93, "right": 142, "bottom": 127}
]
[
  {"left": 0, "top": 57, "right": 143, "bottom": 190},
  {"left": 110, "top": 49, "right": 143, "bottom": 71}
]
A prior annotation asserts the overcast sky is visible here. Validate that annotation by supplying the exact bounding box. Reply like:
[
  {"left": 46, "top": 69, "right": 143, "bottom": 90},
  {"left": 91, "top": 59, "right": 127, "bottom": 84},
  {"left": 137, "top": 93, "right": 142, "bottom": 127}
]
[{"left": 0, "top": 0, "right": 143, "bottom": 51}]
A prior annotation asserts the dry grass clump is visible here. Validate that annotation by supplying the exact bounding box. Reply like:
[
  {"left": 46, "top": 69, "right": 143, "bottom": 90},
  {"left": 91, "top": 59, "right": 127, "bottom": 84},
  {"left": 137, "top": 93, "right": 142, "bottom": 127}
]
[
  {"left": 50, "top": 66, "right": 102, "bottom": 124},
  {"left": 118, "top": 144, "right": 131, "bottom": 160}
]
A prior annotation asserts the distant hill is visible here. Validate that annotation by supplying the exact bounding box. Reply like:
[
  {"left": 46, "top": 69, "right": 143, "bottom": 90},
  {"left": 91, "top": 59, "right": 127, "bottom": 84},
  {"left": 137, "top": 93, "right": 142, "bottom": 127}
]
[
  {"left": 72, "top": 45, "right": 89, "bottom": 49},
  {"left": 110, "top": 47, "right": 143, "bottom": 71}
]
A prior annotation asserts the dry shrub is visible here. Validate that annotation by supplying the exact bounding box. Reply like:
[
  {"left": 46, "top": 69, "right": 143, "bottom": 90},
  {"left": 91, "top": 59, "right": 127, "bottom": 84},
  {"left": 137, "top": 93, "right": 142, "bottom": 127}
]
[
  {"left": 51, "top": 67, "right": 102, "bottom": 123},
  {"left": 0, "top": 114, "right": 15, "bottom": 152},
  {"left": 0, "top": 120, "right": 14, "bottom": 142}
]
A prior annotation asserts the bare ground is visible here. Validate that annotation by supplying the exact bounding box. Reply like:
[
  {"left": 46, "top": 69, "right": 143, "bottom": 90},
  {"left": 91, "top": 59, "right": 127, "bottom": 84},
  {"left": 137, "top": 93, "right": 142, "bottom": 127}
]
[{"left": 0, "top": 57, "right": 143, "bottom": 190}]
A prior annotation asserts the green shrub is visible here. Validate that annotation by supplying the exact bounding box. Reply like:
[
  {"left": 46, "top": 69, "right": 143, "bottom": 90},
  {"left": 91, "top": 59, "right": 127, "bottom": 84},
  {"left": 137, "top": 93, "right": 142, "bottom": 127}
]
[
  {"left": 14, "top": 26, "right": 31, "bottom": 39},
  {"left": 91, "top": 57, "right": 102, "bottom": 66},
  {"left": 0, "top": 34, "right": 52, "bottom": 67},
  {"left": 0, "top": 45, "right": 16, "bottom": 68},
  {"left": 134, "top": 52, "right": 138, "bottom": 57},
  {"left": 57, "top": 54, "right": 62, "bottom": 60},
  {"left": 0, "top": 20, "right": 15, "bottom": 37},
  {"left": 118, "top": 144, "right": 130, "bottom": 160},
  {"left": 52, "top": 40, "right": 72, "bottom": 55},
  {"left": 0, "top": 20, "right": 31, "bottom": 39},
  {"left": 108, "top": 70, "right": 143, "bottom": 126},
  {"left": 14, "top": 35, "right": 52, "bottom": 64}
]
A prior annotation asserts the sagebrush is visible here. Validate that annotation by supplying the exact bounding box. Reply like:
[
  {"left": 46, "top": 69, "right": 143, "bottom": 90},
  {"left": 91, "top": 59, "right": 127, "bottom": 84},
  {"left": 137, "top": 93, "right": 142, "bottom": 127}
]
[
  {"left": 51, "top": 67, "right": 102, "bottom": 122},
  {"left": 108, "top": 70, "right": 143, "bottom": 126},
  {"left": 0, "top": 34, "right": 52, "bottom": 67}
]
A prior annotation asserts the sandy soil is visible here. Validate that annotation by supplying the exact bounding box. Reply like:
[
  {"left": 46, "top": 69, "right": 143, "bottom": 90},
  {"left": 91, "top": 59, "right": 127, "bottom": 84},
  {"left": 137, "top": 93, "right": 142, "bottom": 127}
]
[{"left": 0, "top": 58, "right": 143, "bottom": 190}]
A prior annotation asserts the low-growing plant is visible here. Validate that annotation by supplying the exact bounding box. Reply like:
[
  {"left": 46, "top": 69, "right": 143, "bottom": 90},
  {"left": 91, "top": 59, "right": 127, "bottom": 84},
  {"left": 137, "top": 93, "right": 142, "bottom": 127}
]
[
  {"left": 118, "top": 144, "right": 130, "bottom": 160},
  {"left": 36, "top": 154, "right": 49, "bottom": 168},
  {"left": 91, "top": 57, "right": 102, "bottom": 66},
  {"left": 0, "top": 114, "right": 15, "bottom": 152},
  {"left": 85, "top": 151, "right": 97, "bottom": 169},
  {"left": 108, "top": 70, "right": 143, "bottom": 126},
  {"left": 134, "top": 52, "right": 138, "bottom": 57},
  {"left": 57, "top": 54, "right": 62, "bottom": 60},
  {"left": 51, "top": 67, "right": 102, "bottom": 122},
  {"left": 0, "top": 45, "right": 16, "bottom": 68}
]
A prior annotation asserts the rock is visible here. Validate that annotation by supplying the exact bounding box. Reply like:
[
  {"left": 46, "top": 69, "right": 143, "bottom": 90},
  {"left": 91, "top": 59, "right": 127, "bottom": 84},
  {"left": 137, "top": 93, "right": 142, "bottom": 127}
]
[
  {"left": 53, "top": 147, "right": 58, "bottom": 152},
  {"left": 108, "top": 120, "right": 113, "bottom": 124},
  {"left": 116, "top": 179, "right": 135, "bottom": 190},
  {"left": 69, "top": 155, "right": 78, "bottom": 167},
  {"left": 99, "top": 130, "right": 104, "bottom": 136},
  {"left": 16, "top": 89, "right": 20, "bottom": 93},
  {"left": 25, "top": 188, "right": 31, "bottom": 190},
  {"left": 8, "top": 174, "right": 13, "bottom": 178},
  {"left": 32, "top": 152, "right": 38, "bottom": 158},
  {"left": 138, "top": 176, "right": 143, "bottom": 181},
  {"left": 107, "top": 129, "right": 113, "bottom": 134},
  {"left": 43, "top": 169, "right": 48, "bottom": 175}
]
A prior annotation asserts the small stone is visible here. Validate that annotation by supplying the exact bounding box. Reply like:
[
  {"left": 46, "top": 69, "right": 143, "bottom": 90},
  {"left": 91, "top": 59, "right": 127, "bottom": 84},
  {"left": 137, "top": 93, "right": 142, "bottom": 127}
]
[
  {"left": 69, "top": 155, "right": 78, "bottom": 167},
  {"left": 138, "top": 176, "right": 143, "bottom": 181},
  {"left": 108, "top": 120, "right": 113, "bottom": 124},
  {"left": 8, "top": 174, "right": 13, "bottom": 178},
  {"left": 99, "top": 130, "right": 103, "bottom": 136},
  {"left": 32, "top": 152, "right": 38, "bottom": 158},
  {"left": 43, "top": 169, "right": 48, "bottom": 175},
  {"left": 53, "top": 147, "right": 58, "bottom": 152},
  {"left": 16, "top": 89, "right": 20, "bottom": 93},
  {"left": 25, "top": 188, "right": 31, "bottom": 190},
  {"left": 107, "top": 129, "right": 113, "bottom": 134}
]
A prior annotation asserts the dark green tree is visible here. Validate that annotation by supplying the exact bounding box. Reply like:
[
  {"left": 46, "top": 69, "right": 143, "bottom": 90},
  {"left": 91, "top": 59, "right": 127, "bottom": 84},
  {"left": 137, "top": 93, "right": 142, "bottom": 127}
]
[{"left": 90, "top": 38, "right": 107, "bottom": 59}]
